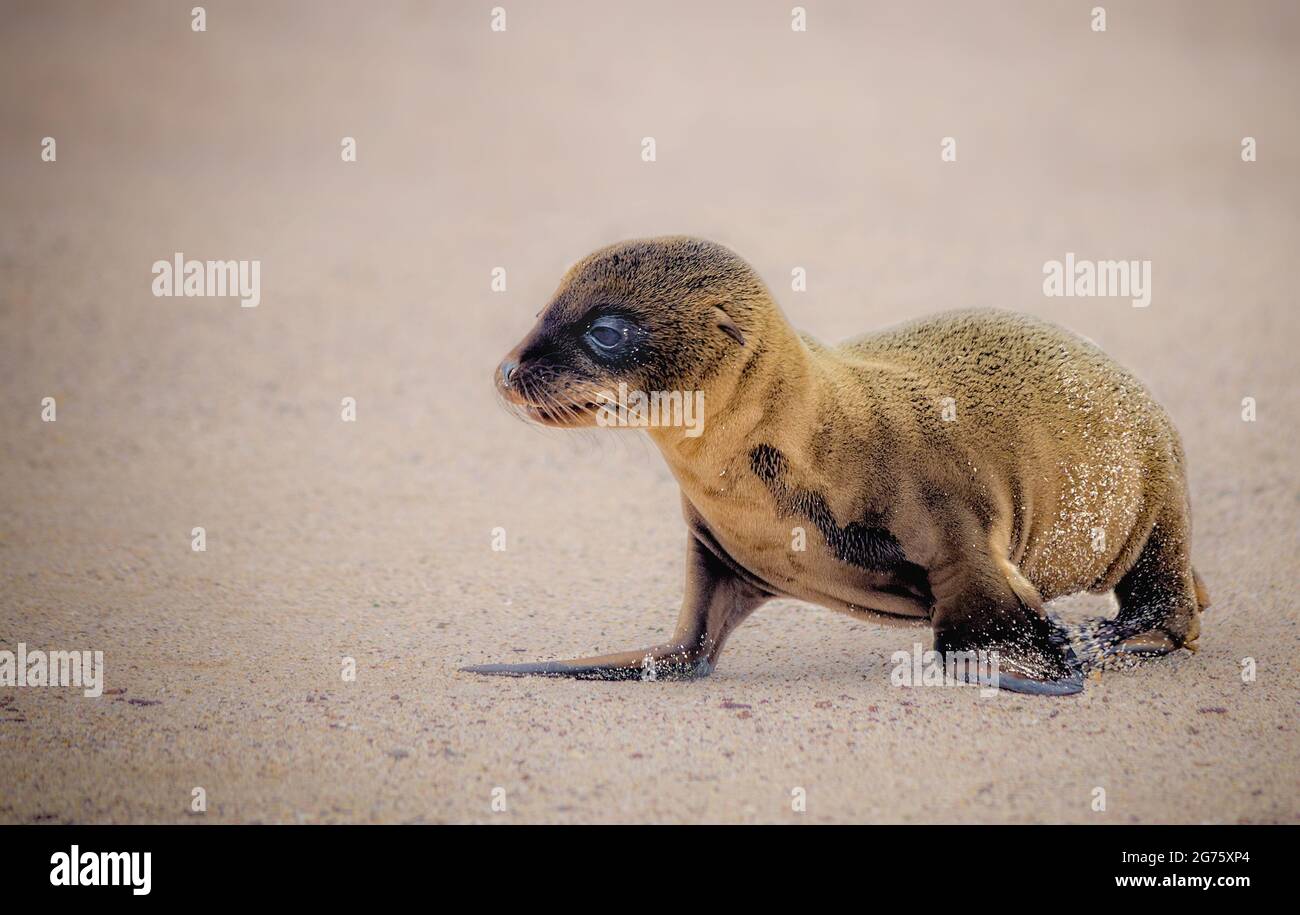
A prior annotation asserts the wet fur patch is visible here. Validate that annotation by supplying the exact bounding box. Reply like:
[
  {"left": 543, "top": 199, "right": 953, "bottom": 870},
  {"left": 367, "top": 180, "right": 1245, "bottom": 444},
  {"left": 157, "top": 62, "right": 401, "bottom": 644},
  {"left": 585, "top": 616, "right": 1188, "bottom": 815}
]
[{"left": 750, "top": 444, "right": 908, "bottom": 572}]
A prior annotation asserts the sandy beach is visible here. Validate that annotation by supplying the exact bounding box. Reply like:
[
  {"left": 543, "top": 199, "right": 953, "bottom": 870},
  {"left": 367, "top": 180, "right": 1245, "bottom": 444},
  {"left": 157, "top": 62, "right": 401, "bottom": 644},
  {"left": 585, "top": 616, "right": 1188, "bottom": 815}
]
[{"left": 1, "top": 0, "right": 1296, "bottom": 823}]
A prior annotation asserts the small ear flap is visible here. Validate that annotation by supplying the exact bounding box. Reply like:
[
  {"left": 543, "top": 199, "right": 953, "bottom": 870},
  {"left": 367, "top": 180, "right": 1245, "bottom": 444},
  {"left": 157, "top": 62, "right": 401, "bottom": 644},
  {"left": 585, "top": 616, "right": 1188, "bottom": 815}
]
[{"left": 713, "top": 307, "right": 746, "bottom": 346}]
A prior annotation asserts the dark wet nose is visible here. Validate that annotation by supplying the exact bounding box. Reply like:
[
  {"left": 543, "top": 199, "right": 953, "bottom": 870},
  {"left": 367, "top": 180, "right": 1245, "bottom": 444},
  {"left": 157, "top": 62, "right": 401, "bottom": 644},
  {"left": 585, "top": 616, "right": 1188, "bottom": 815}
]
[{"left": 499, "top": 359, "right": 518, "bottom": 387}]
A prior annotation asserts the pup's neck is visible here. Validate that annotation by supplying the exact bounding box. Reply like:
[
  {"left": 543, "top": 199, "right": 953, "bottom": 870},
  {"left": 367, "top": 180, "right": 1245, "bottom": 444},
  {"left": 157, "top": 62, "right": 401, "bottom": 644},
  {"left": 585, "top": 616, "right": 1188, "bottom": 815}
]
[{"left": 647, "top": 311, "right": 820, "bottom": 476}]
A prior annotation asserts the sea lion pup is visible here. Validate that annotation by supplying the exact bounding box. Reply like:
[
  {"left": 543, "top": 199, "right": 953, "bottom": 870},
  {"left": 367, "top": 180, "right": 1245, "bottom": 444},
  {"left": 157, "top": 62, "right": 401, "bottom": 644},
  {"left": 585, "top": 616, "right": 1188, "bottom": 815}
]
[{"left": 466, "top": 236, "right": 1208, "bottom": 695}]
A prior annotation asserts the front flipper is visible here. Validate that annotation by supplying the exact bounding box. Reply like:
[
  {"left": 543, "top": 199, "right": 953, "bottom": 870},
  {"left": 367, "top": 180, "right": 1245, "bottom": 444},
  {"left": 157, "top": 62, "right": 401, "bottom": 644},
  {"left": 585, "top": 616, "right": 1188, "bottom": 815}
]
[
  {"left": 462, "top": 644, "right": 713, "bottom": 681},
  {"left": 930, "top": 545, "right": 1084, "bottom": 696},
  {"left": 462, "top": 527, "right": 768, "bottom": 681},
  {"left": 935, "top": 615, "right": 1084, "bottom": 696}
]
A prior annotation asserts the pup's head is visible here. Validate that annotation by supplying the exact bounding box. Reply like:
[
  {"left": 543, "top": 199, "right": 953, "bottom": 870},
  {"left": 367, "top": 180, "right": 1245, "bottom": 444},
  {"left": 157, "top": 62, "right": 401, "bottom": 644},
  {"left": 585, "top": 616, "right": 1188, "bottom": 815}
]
[{"left": 496, "top": 236, "right": 770, "bottom": 428}]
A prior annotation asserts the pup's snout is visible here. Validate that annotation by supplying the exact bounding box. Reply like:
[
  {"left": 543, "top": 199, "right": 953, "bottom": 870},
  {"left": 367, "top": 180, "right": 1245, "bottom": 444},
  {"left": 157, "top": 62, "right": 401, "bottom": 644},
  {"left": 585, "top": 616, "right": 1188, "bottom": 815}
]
[{"left": 496, "top": 353, "right": 532, "bottom": 406}]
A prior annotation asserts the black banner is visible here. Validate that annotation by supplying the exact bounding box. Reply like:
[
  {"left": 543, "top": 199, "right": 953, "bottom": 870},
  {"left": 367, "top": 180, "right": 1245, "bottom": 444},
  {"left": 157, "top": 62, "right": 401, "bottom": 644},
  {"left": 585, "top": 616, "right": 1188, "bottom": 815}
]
[{"left": 2, "top": 825, "right": 1282, "bottom": 900}]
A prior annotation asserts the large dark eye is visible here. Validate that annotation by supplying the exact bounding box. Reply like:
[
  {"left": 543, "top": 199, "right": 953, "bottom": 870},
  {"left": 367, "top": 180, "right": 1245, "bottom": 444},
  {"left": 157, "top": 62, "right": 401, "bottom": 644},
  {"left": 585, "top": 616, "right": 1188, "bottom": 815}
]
[{"left": 585, "top": 316, "right": 632, "bottom": 354}]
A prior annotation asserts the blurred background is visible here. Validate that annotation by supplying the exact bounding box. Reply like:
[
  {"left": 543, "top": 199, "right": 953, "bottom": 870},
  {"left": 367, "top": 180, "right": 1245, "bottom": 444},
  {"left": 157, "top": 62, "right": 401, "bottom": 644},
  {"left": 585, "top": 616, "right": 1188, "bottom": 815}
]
[{"left": 1, "top": 1, "right": 1296, "bottom": 823}]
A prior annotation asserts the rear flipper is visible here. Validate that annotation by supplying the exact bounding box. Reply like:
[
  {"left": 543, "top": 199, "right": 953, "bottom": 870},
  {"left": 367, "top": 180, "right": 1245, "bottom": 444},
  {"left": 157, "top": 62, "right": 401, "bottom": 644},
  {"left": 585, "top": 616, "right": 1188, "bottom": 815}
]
[
  {"left": 1068, "top": 511, "right": 1208, "bottom": 668},
  {"left": 1058, "top": 614, "right": 1178, "bottom": 670}
]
